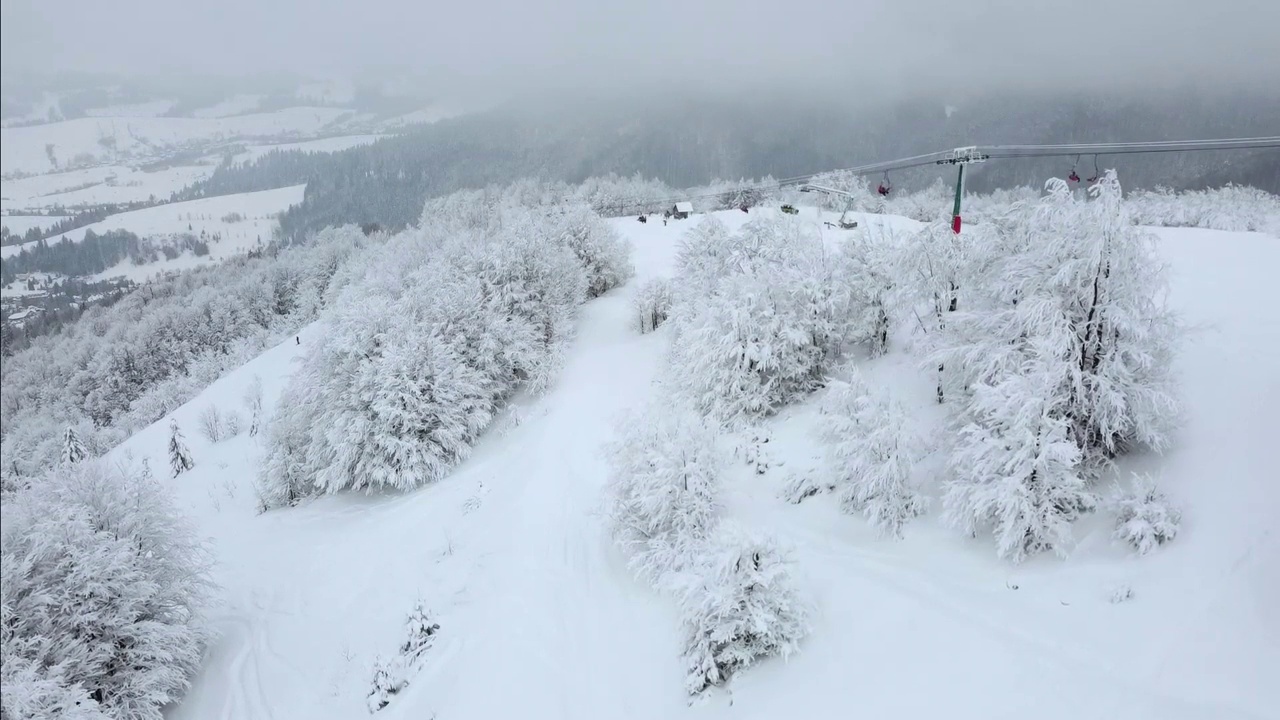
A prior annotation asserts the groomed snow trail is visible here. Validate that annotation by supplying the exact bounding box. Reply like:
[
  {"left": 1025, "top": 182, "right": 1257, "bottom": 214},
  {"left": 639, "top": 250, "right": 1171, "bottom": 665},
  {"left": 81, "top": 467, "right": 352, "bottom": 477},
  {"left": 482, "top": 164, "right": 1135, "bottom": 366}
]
[
  {"left": 391, "top": 289, "right": 687, "bottom": 719},
  {"left": 141, "top": 210, "right": 1277, "bottom": 719}
]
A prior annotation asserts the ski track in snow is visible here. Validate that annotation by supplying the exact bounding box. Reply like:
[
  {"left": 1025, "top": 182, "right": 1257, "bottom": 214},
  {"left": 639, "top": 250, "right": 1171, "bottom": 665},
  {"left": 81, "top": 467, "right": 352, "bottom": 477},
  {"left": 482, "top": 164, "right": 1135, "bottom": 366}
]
[
  {"left": 122, "top": 210, "right": 1278, "bottom": 720},
  {"left": 397, "top": 290, "right": 687, "bottom": 719}
]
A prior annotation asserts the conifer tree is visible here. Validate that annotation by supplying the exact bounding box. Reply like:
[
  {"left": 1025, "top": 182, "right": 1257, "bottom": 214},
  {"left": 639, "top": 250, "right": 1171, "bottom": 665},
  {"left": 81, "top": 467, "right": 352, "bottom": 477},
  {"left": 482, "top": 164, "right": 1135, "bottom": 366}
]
[
  {"left": 168, "top": 420, "right": 194, "bottom": 478},
  {"left": 61, "top": 426, "right": 86, "bottom": 466}
]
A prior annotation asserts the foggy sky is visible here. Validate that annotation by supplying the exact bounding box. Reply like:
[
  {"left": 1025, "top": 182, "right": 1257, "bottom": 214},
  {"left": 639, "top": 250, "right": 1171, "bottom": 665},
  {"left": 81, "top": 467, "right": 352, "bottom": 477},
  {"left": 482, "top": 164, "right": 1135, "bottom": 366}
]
[{"left": 3, "top": 0, "right": 1277, "bottom": 102}]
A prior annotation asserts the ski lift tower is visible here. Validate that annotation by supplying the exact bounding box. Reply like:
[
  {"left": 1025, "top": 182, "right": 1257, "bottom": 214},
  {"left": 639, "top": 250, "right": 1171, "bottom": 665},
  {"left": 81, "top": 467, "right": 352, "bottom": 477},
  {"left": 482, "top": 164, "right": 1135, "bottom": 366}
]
[
  {"left": 797, "top": 183, "right": 860, "bottom": 228},
  {"left": 935, "top": 146, "right": 989, "bottom": 234}
]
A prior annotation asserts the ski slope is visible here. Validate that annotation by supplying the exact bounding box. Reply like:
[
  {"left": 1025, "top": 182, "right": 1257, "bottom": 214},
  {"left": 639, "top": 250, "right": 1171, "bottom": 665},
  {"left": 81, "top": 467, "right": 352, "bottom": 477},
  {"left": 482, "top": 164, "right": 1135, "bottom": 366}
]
[{"left": 106, "top": 209, "right": 1277, "bottom": 719}]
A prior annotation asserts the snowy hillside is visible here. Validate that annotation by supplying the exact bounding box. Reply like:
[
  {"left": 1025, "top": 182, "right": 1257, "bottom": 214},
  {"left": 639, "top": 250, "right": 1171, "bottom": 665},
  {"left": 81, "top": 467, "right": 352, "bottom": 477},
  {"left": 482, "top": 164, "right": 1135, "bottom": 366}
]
[
  {"left": 0, "top": 214, "right": 68, "bottom": 235},
  {"left": 89, "top": 204, "right": 1278, "bottom": 719},
  {"left": 1, "top": 164, "right": 218, "bottom": 212},
  {"left": 230, "top": 135, "right": 385, "bottom": 166},
  {"left": 0, "top": 185, "right": 304, "bottom": 260},
  {"left": 0, "top": 108, "right": 354, "bottom": 176}
]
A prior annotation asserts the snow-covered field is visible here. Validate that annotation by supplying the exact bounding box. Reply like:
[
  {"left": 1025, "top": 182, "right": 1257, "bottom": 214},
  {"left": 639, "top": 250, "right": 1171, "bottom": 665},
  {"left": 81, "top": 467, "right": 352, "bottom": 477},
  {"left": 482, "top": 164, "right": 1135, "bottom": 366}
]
[
  {"left": 0, "top": 186, "right": 305, "bottom": 276},
  {"left": 0, "top": 213, "right": 69, "bottom": 235},
  {"left": 1, "top": 163, "right": 218, "bottom": 212},
  {"left": 97, "top": 207, "right": 1277, "bottom": 719},
  {"left": 0, "top": 107, "right": 354, "bottom": 176}
]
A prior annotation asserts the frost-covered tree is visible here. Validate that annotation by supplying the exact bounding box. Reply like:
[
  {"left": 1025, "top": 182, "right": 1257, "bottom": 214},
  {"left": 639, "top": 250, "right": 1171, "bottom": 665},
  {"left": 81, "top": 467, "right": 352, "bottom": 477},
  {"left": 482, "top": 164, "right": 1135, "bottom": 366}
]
[
  {"left": 894, "top": 219, "right": 971, "bottom": 402},
  {"left": 168, "top": 420, "right": 194, "bottom": 477},
  {"left": 944, "top": 368, "right": 1098, "bottom": 562},
  {"left": 680, "top": 526, "right": 809, "bottom": 695},
  {"left": 1113, "top": 473, "right": 1181, "bottom": 555},
  {"left": 62, "top": 426, "right": 86, "bottom": 465},
  {"left": 258, "top": 189, "right": 620, "bottom": 506},
  {"left": 243, "top": 375, "right": 264, "bottom": 437},
  {"left": 837, "top": 231, "right": 896, "bottom": 357},
  {"left": 936, "top": 172, "right": 1180, "bottom": 560},
  {"left": 939, "top": 172, "right": 1180, "bottom": 467},
  {"left": 1126, "top": 184, "right": 1280, "bottom": 232},
  {"left": 198, "top": 404, "right": 224, "bottom": 443},
  {"left": 633, "top": 277, "right": 673, "bottom": 334},
  {"left": 367, "top": 601, "right": 440, "bottom": 713},
  {"left": 0, "top": 646, "right": 102, "bottom": 720},
  {"left": 606, "top": 399, "right": 722, "bottom": 584},
  {"left": 1, "top": 461, "right": 214, "bottom": 719},
  {"left": 552, "top": 204, "right": 635, "bottom": 298},
  {"left": 223, "top": 411, "right": 243, "bottom": 438},
  {"left": 818, "top": 375, "right": 924, "bottom": 539},
  {"left": 2, "top": 225, "right": 372, "bottom": 477},
  {"left": 669, "top": 215, "right": 862, "bottom": 425}
]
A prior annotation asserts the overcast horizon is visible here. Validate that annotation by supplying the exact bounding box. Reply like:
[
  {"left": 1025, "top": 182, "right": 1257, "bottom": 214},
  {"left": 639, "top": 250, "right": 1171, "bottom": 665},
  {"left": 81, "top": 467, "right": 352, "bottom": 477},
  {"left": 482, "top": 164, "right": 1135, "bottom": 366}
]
[{"left": 3, "top": 0, "right": 1279, "bottom": 105}]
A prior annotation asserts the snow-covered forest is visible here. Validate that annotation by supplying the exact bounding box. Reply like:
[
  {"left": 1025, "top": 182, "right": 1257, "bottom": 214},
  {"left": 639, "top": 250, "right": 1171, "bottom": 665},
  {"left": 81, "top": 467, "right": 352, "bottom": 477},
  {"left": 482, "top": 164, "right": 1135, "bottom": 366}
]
[
  {"left": 2, "top": 167, "right": 1278, "bottom": 717},
  {"left": 1, "top": 225, "right": 376, "bottom": 480}
]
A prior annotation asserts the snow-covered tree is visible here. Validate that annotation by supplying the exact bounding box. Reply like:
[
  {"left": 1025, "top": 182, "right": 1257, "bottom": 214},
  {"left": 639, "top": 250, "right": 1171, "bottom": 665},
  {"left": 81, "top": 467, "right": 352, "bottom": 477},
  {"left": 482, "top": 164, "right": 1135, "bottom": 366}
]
[
  {"left": 633, "top": 278, "right": 673, "bottom": 334},
  {"left": 0, "top": 647, "right": 102, "bottom": 720},
  {"left": 606, "top": 399, "right": 722, "bottom": 584},
  {"left": 223, "top": 411, "right": 243, "bottom": 438},
  {"left": 894, "top": 219, "right": 972, "bottom": 402},
  {"left": 168, "top": 420, "right": 193, "bottom": 477},
  {"left": 366, "top": 601, "right": 440, "bottom": 713},
  {"left": 259, "top": 189, "right": 622, "bottom": 506},
  {"left": 1126, "top": 184, "right": 1280, "bottom": 232},
  {"left": 62, "top": 426, "right": 86, "bottom": 466},
  {"left": 198, "top": 404, "right": 224, "bottom": 443},
  {"left": 668, "top": 215, "right": 861, "bottom": 425},
  {"left": 552, "top": 204, "right": 634, "bottom": 298},
  {"left": 934, "top": 172, "right": 1180, "bottom": 560},
  {"left": 243, "top": 375, "right": 264, "bottom": 437},
  {"left": 837, "top": 231, "right": 896, "bottom": 357},
  {"left": 1113, "top": 473, "right": 1181, "bottom": 555},
  {"left": 944, "top": 368, "right": 1098, "bottom": 562},
  {"left": 679, "top": 526, "right": 809, "bottom": 695},
  {"left": 818, "top": 375, "right": 924, "bottom": 539},
  {"left": 939, "top": 172, "right": 1180, "bottom": 467},
  {"left": 1, "top": 460, "right": 213, "bottom": 719}
]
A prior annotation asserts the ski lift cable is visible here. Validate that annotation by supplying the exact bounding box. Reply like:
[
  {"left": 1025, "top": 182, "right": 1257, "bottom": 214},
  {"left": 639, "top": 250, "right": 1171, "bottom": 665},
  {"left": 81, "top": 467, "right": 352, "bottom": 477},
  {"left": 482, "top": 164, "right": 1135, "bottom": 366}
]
[{"left": 607, "top": 136, "right": 1280, "bottom": 216}]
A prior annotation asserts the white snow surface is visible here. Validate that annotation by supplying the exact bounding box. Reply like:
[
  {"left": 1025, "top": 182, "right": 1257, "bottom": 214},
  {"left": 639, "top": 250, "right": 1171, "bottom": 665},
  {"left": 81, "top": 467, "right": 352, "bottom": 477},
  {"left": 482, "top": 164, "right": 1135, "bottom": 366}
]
[
  {"left": 1, "top": 164, "right": 217, "bottom": 212},
  {"left": 0, "top": 107, "right": 354, "bottom": 176},
  {"left": 0, "top": 214, "right": 69, "bottom": 235},
  {"left": 0, "top": 185, "right": 304, "bottom": 270},
  {"left": 106, "top": 209, "right": 1276, "bottom": 719}
]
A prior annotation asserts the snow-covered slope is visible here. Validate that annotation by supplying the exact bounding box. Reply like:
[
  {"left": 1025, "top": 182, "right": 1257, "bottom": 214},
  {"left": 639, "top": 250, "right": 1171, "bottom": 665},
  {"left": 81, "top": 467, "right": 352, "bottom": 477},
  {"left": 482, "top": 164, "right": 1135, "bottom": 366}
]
[
  {"left": 1, "top": 163, "right": 218, "bottom": 212},
  {"left": 108, "top": 209, "right": 1277, "bottom": 719},
  {"left": 0, "top": 108, "right": 353, "bottom": 176},
  {"left": 0, "top": 185, "right": 304, "bottom": 262},
  {"left": 0, "top": 213, "right": 69, "bottom": 235},
  {"left": 230, "top": 134, "right": 385, "bottom": 166}
]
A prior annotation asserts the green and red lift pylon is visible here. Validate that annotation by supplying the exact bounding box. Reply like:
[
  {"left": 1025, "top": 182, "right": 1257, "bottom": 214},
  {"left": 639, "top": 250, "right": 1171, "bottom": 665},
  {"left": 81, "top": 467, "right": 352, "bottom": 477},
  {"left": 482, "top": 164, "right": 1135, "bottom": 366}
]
[{"left": 939, "top": 146, "right": 987, "bottom": 234}]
